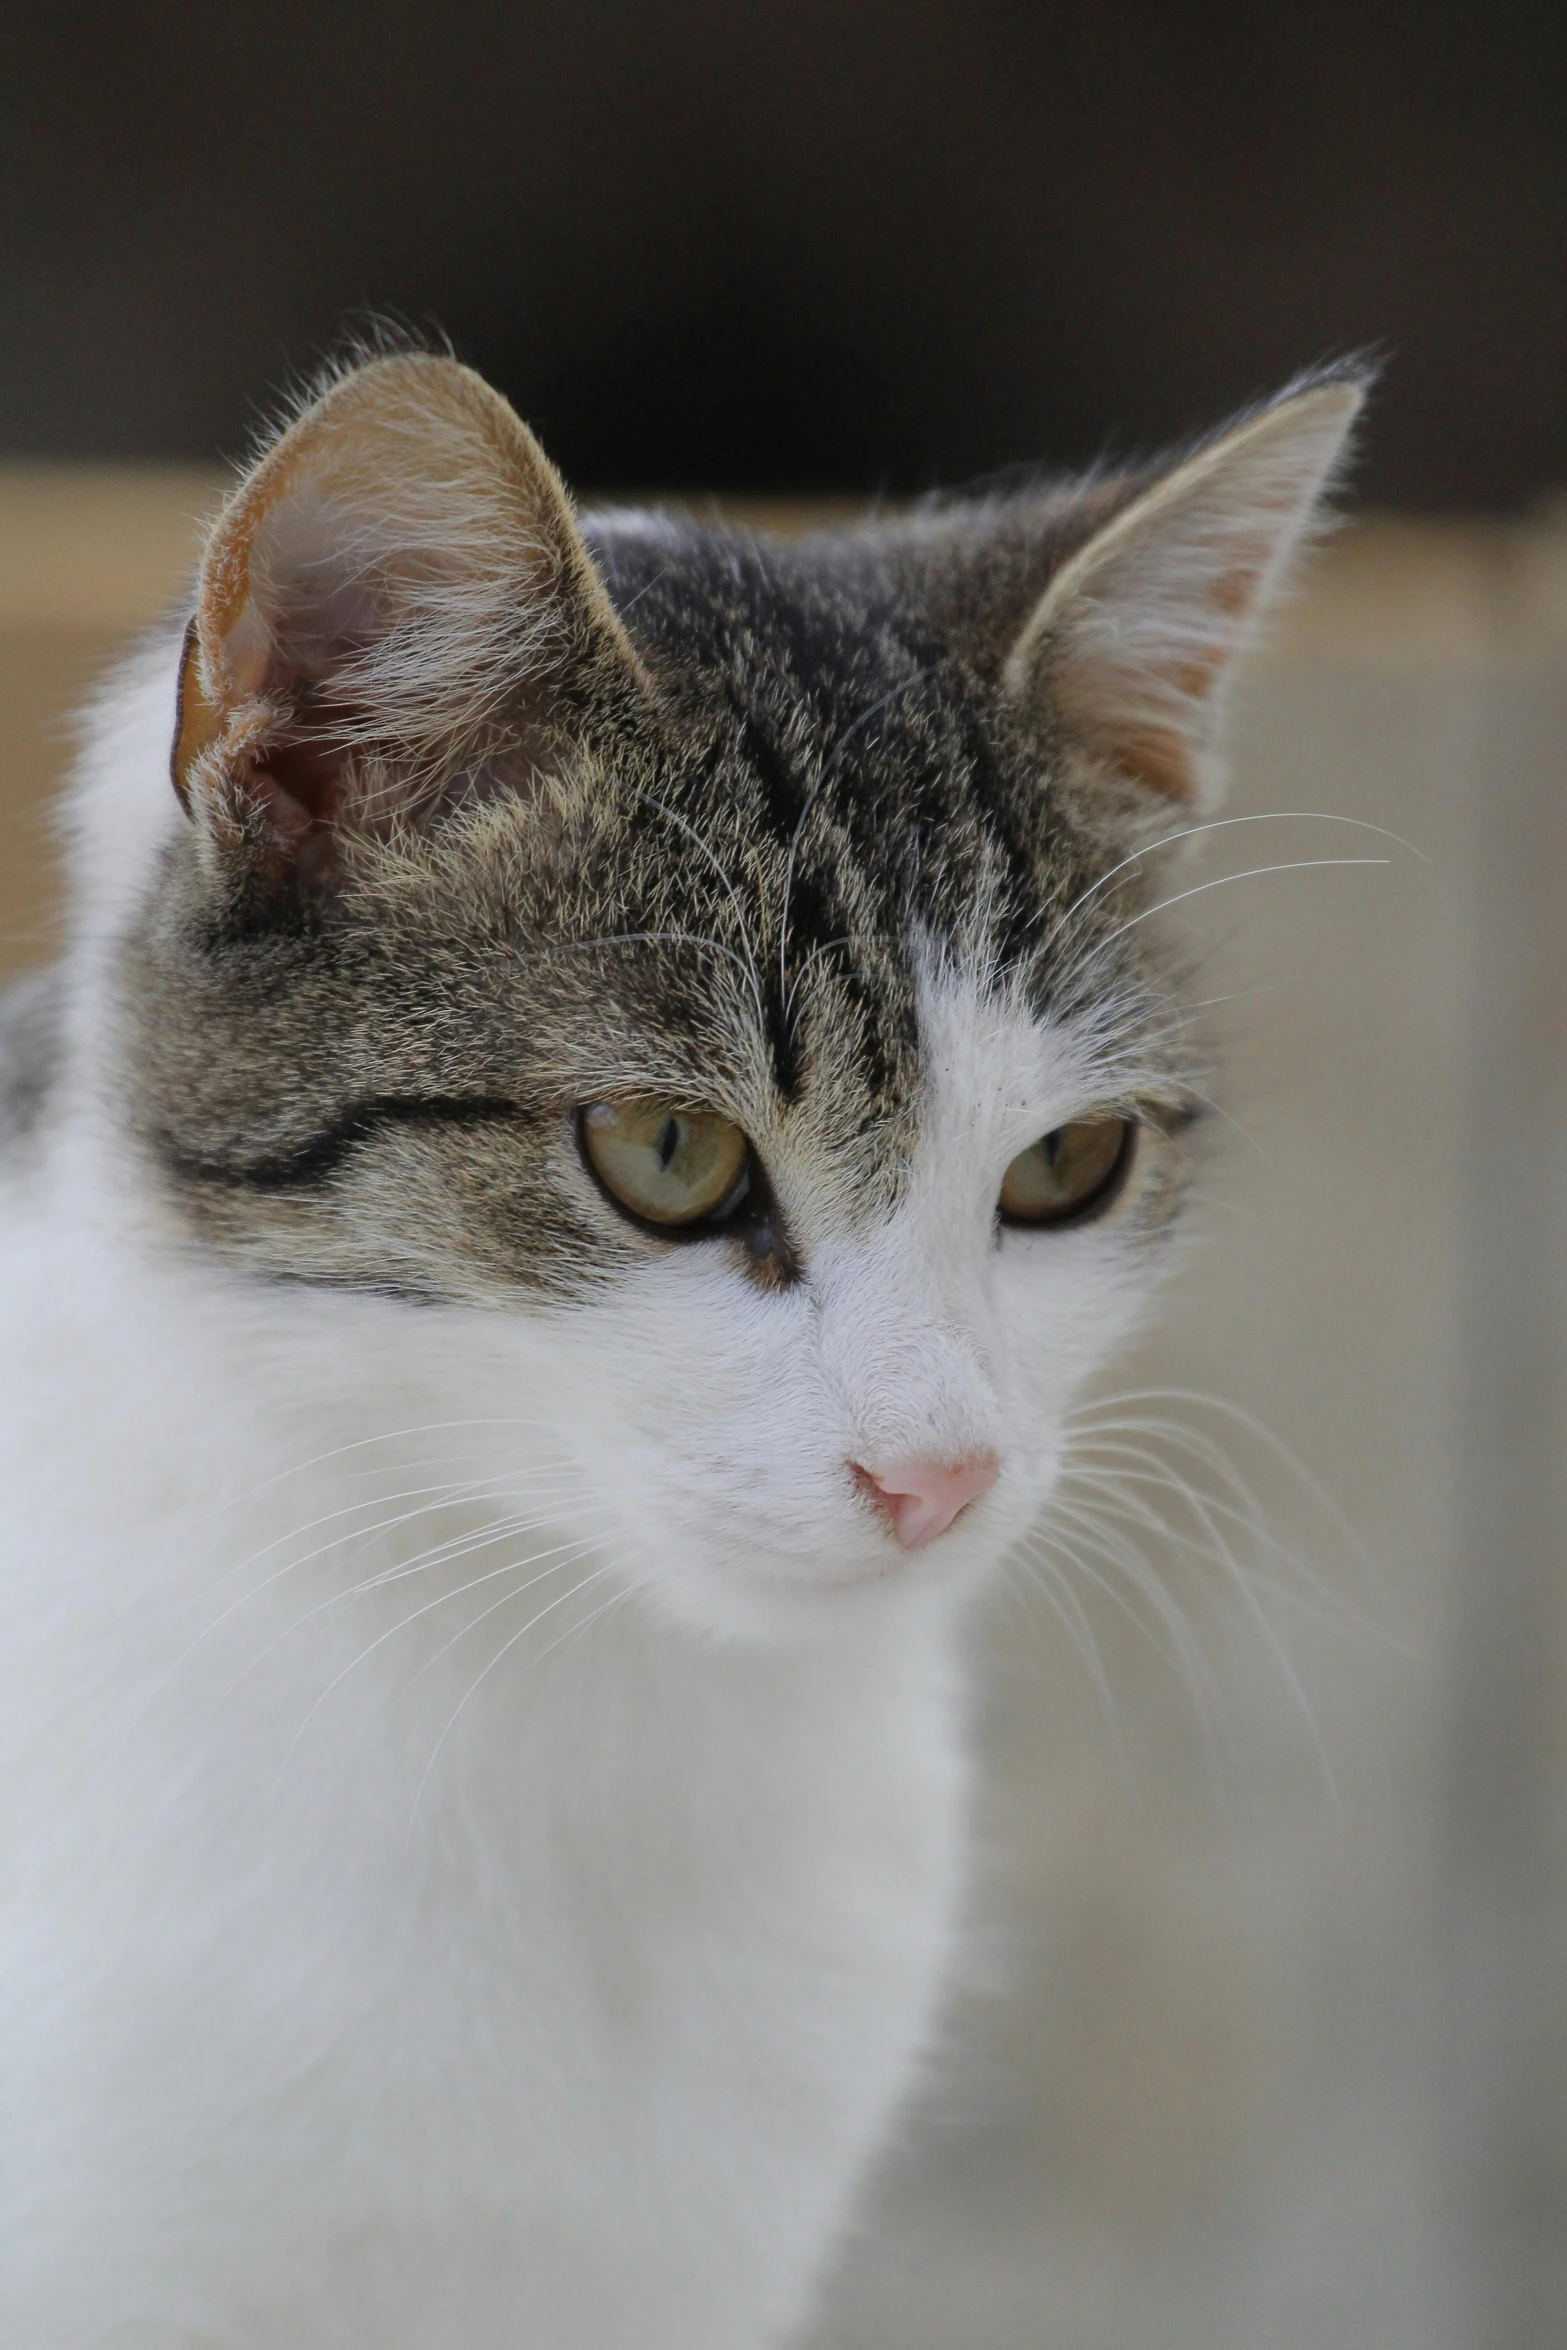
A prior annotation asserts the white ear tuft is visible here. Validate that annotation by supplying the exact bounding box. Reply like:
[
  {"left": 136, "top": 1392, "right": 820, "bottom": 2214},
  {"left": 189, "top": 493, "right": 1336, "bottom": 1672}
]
[{"left": 1004, "top": 377, "right": 1365, "bottom": 806}]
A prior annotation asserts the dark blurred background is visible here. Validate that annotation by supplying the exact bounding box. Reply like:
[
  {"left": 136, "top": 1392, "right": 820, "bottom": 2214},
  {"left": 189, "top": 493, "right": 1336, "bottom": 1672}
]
[{"left": 3, "top": 0, "right": 1565, "bottom": 506}]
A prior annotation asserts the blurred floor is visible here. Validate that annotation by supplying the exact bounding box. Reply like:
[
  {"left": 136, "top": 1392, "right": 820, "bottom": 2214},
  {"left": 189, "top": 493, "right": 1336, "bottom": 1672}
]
[{"left": 2, "top": 478, "right": 1564, "bottom": 2348}]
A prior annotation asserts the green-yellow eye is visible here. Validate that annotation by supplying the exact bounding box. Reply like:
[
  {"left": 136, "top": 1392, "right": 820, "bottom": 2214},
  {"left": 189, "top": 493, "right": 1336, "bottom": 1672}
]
[
  {"left": 999, "top": 1117, "right": 1133, "bottom": 1227},
  {"left": 581, "top": 1100, "right": 752, "bottom": 1229}
]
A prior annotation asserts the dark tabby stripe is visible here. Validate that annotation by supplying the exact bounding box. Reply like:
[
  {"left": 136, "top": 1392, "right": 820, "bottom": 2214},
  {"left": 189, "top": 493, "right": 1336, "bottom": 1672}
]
[{"left": 158, "top": 1097, "right": 524, "bottom": 1192}]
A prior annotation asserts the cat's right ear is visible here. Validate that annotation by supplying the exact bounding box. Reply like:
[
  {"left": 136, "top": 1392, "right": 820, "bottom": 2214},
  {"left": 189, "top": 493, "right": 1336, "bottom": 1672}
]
[{"left": 172, "top": 352, "right": 649, "bottom": 884}]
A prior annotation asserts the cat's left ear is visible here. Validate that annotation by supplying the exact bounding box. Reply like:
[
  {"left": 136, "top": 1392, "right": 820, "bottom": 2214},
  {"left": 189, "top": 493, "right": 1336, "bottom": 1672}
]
[
  {"left": 1004, "top": 377, "right": 1365, "bottom": 809},
  {"left": 172, "top": 351, "right": 649, "bottom": 883}
]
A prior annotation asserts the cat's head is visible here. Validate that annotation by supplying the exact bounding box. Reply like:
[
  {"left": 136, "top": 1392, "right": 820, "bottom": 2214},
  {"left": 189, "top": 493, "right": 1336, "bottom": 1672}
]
[{"left": 111, "top": 351, "right": 1360, "bottom": 1638}]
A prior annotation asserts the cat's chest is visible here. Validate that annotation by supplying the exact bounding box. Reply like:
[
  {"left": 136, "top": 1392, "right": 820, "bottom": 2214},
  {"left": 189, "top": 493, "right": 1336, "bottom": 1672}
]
[
  {"left": 173, "top": 1586, "right": 972, "bottom": 2226},
  {"left": 384, "top": 1682, "right": 967, "bottom": 2195},
  {"left": 46, "top": 1500, "right": 971, "bottom": 2076},
  {"left": 377, "top": 1607, "right": 970, "bottom": 2042}
]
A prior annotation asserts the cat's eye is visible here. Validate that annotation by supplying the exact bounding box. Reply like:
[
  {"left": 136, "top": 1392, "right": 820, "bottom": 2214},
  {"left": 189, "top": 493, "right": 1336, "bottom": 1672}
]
[
  {"left": 998, "top": 1116, "right": 1133, "bottom": 1227},
  {"left": 581, "top": 1100, "right": 752, "bottom": 1229}
]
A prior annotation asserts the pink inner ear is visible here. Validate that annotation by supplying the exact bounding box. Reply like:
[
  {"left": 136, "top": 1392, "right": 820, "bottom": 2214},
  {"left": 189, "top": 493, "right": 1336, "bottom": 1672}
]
[
  {"left": 255, "top": 736, "right": 343, "bottom": 823},
  {"left": 174, "top": 355, "right": 654, "bottom": 874},
  {"left": 242, "top": 734, "right": 348, "bottom": 882},
  {"left": 247, "top": 483, "right": 386, "bottom": 668}
]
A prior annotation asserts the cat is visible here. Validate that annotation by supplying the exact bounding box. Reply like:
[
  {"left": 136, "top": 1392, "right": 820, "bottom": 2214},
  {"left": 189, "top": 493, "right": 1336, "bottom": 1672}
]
[{"left": 0, "top": 347, "right": 1361, "bottom": 2347}]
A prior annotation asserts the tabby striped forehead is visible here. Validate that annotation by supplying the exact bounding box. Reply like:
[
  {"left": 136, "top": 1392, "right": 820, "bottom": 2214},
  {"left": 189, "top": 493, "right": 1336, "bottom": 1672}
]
[
  {"left": 576, "top": 512, "right": 1134, "bottom": 1077},
  {"left": 128, "top": 543, "right": 1168, "bottom": 1269}
]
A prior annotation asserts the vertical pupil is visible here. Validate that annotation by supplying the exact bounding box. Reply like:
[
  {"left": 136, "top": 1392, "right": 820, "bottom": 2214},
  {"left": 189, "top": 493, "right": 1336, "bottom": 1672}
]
[
  {"left": 1043, "top": 1128, "right": 1062, "bottom": 1169},
  {"left": 656, "top": 1116, "right": 681, "bottom": 1172}
]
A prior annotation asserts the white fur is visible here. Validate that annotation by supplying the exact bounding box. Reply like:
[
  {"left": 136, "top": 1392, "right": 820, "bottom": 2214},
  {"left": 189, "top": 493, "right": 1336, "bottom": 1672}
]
[{"left": 1, "top": 642, "right": 1170, "bottom": 2347}]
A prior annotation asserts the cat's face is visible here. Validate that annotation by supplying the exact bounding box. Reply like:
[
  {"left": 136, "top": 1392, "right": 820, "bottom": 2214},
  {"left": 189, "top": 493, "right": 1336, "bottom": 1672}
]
[
  {"left": 114, "top": 351, "right": 1358, "bottom": 1638},
  {"left": 499, "top": 947, "right": 1194, "bottom": 1637}
]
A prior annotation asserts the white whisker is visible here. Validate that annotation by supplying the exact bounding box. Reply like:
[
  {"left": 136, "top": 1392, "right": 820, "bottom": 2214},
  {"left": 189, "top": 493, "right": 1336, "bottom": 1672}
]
[
  {"left": 1070, "top": 1384, "right": 1380, "bottom": 1577},
  {"left": 1090, "top": 855, "right": 1388, "bottom": 958},
  {"left": 404, "top": 1558, "right": 628, "bottom": 1846},
  {"left": 537, "top": 930, "right": 759, "bottom": 1007},
  {"left": 96, "top": 1476, "right": 585, "bottom": 1785},
  {"left": 619, "top": 782, "right": 766, "bottom": 1026},
  {"left": 203, "top": 1417, "right": 576, "bottom": 1525},
  {"left": 998, "top": 1545, "right": 1130, "bottom": 1779},
  {"left": 1039, "top": 1381, "right": 1405, "bottom": 1791},
  {"left": 396, "top": 1519, "right": 615, "bottom": 1689},
  {"left": 1034, "top": 807, "right": 1425, "bottom": 970},
  {"left": 234, "top": 1499, "right": 607, "bottom": 1699},
  {"left": 1034, "top": 1490, "right": 1224, "bottom": 1709},
  {"left": 273, "top": 1533, "right": 607, "bottom": 1803}
]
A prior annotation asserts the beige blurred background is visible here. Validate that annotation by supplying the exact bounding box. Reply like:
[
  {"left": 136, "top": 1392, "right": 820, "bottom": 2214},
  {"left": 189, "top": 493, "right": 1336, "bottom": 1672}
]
[{"left": 3, "top": 472, "right": 1564, "bottom": 2346}]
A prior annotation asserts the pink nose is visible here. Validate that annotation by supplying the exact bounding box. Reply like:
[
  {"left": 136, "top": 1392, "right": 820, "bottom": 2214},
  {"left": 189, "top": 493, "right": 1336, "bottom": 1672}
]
[{"left": 852, "top": 1452, "right": 1000, "bottom": 1549}]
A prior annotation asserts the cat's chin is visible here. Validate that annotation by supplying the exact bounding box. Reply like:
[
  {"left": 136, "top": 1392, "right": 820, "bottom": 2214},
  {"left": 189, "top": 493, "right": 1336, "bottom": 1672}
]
[
  {"left": 571, "top": 1443, "right": 1065, "bottom": 1649},
  {"left": 629, "top": 1516, "right": 1017, "bottom": 1649}
]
